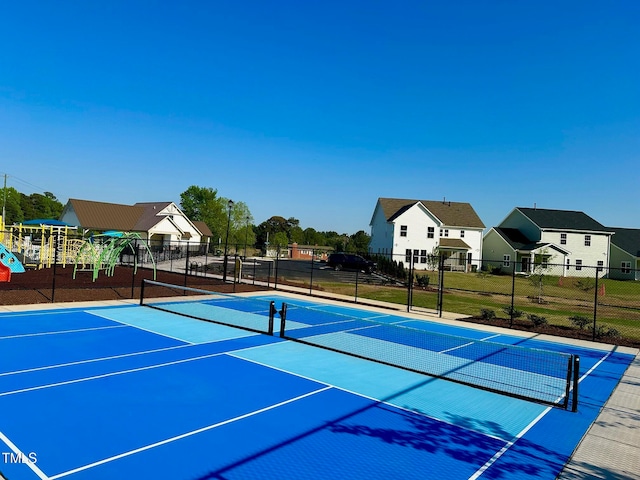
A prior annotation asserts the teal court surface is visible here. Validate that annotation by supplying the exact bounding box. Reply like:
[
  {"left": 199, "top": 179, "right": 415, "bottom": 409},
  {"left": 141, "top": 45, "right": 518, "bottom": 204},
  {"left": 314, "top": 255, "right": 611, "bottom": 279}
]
[{"left": 0, "top": 286, "right": 636, "bottom": 480}]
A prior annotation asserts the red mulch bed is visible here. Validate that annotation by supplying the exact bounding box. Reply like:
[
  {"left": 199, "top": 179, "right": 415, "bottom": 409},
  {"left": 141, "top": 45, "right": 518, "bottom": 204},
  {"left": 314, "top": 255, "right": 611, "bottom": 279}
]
[{"left": 0, "top": 266, "right": 267, "bottom": 305}]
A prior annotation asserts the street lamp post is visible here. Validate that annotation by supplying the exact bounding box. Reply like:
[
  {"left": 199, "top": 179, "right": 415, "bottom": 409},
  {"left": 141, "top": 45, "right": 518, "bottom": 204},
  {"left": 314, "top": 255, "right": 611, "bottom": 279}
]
[
  {"left": 243, "top": 215, "right": 250, "bottom": 260},
  {"left": 223, "top": 199, "right": 234, "bottom": 282}
]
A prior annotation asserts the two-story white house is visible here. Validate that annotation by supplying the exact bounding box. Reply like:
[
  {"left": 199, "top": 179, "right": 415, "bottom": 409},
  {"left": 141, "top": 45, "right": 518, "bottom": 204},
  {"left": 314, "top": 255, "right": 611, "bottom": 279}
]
[
  {"left": 369, "top": 198, "right": 485, "bottom": 271},
  {"left": 482, "top": 207, "right": 614, "bottom": 276}
]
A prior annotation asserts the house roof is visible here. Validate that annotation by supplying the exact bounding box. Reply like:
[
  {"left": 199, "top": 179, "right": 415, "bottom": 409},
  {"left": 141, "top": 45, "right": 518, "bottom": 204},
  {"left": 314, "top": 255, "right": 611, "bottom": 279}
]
[
  {"left": 377, "top": 198, "right": 485, "bottom": 228},
  {"left": 193, "top": 221, "right": 213, "bottom": 237},
  {"left": 609, "top": 228, "right": 640, "bottom": 257},
  {"left": 493, "top": 227, "right": 570, "bottom": 254},
  {"left": 439, "top": 238, "right": 471, "bottom": 250},
  {"left": 132, "top": 202, "right": 174, "bottom": 231},
  {"left": 62, "top": 199, "right": 212, "bottom": 238},
  {"left": 516, "top": 207, "right": 612, "bottom": 233},
  {"left": 65, "top": 199, "right": 145, "bottom": 231}
]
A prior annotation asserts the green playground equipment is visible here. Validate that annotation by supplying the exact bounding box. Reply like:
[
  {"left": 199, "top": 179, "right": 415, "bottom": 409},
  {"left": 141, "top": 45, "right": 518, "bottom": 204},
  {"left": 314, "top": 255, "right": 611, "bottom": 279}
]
[{"left": 73, "top": 231, "right": 156, "bottom": 282}]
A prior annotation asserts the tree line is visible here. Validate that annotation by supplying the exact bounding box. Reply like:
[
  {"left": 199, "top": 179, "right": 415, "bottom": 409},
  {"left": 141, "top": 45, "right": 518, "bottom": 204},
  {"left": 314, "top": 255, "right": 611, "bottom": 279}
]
[
  {"left": 1, "top": 184, "right": 371, "bottom": 253},
  {"left": 180, "top": 185, "right": 370, "bottom": 253},
  {"left": 1, "top": 188, "right": 64, "bottom": 224}
]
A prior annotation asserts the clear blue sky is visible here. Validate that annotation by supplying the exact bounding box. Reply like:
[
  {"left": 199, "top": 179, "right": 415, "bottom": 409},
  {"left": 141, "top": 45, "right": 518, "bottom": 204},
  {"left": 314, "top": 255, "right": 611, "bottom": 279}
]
[{"left": 1, "top": 1, "right": 638, "bottom": 234}]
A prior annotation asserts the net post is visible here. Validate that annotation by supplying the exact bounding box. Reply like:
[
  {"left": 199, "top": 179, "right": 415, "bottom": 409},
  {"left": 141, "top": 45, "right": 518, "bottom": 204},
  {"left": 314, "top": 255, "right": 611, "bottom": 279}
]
[
  {"left": 571, "top": 356, "right": 580, "bottom": 412},
  {"left": 268, "top": 301, "right": 276, "bottom": 335},
  {"left": 563, "top": 355, "right": 573, "bottom": 409},
  {"left": 139, "top": 278, "right": 146, "bottom": 306},
  {"left": 278, "top": 302, "right": 288, "bottom": 338}
]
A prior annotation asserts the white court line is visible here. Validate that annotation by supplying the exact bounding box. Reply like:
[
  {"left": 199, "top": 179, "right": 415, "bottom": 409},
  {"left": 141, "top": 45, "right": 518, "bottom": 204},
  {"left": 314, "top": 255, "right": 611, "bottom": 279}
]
[
  {"left": 48, "top": 386, "right": 331, "bottom": 479},
  {"left": 468, "top": 349, "right": 613, "bottom": 480},
  {"left": 88, "top": 308, "right": 263, "bottom": 344},
  {"left": 0, "top": 342, "right": 201, "bottom": 378},
  {"left": 0, "top": 430, "right": 49, "bottom": 480},
  {"left": 85, "top": 309, "right": 195, "bottom": 344},
  {"left": 0, "top": 351, "right": 231, "bottom": 398},
  {"left": 228, "top": 351, "right": 507, "bottom": 443},
  {"left": 0, "top": 325, "right": 127, "bottom": 341}
]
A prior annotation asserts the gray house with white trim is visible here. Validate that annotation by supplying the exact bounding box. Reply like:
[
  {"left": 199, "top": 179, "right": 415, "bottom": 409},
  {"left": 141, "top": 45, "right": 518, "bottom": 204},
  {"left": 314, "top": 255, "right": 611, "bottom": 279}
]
[
  {"left": 483, "top": 207, "right": 614, "bottom": 277},
  {"left": 608, "top": 228, "right": 640, "bottom": 280}
]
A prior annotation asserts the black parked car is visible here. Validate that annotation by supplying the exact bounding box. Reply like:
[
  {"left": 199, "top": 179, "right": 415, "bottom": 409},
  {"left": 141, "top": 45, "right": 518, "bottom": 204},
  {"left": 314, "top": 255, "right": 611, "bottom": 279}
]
[{"left": 327, "top": 253, "right": 377, "bottom": 273}]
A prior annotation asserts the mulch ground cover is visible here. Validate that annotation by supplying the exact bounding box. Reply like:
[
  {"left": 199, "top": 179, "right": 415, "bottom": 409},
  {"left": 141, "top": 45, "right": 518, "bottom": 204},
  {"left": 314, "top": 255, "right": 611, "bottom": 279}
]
[{"left": 0, "top": 266, "right": 267, "bottom": 305}]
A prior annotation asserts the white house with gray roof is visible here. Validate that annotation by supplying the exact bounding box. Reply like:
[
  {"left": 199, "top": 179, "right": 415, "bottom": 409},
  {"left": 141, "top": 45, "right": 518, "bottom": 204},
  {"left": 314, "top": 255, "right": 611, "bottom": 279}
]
[
  {"left": 369, "top": 198, "right": 485, "bottom": 271},
  {"left": 483, "top": 207, "right": 614, "bottom": 277}
]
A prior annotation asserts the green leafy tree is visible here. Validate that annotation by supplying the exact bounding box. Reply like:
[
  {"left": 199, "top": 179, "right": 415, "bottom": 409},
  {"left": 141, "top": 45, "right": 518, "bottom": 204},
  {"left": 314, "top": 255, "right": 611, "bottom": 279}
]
[
  {"left": 179, "top": 186, "right": 227, "bottom": 242},
  {"left": 350, "top": 230, "right": 371, "bottom": 253}
]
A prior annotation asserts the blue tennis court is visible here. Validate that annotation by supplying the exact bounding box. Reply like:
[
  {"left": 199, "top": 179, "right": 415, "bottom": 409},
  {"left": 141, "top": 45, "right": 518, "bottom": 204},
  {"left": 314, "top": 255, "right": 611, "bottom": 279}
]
[{"left": 0, "top": 290, "right": 634, "bottom": 480}]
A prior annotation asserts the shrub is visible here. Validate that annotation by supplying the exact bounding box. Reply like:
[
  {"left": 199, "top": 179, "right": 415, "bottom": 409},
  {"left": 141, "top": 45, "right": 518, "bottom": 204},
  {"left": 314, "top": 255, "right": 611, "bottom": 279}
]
[
  {"left": 527, "top": 314, "right": 548, "bottom": 327},
  {"left": 415, "top": 274, "right": 430, "bottom": 288},
  {"left": 480, "top": 309, "right": 496, "bottom": 320},
  {"left": 502, "top": 306, "right": 523, "bottom": 319},
  {"left": 575, "top": 278, "right": 595, "bottom": 292},
  {"left": 590, "top": 325, "right": 621, "bottom": 339},
  {"left": 569, "top": 315, "right": 591, "bottom": 330}
]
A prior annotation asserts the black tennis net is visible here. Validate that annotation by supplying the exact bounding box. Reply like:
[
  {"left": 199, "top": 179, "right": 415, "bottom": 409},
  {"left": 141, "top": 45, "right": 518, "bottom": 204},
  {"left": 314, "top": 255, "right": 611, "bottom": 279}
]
[
  {"left": 140, "top": 279, "right": 276, "bottom": 335},
  {"left": 278, "top": 302, "right": 579, "bottom": 410}
]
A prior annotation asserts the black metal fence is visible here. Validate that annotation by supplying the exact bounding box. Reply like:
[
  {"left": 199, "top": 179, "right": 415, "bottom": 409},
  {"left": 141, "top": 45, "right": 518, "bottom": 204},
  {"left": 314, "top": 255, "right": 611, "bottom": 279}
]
[
  {"left": 235, "top": 249, "right": 640, "bottom": 348},
  {"left": 0, "top": 231, "right": 638, "bottom": 347}
]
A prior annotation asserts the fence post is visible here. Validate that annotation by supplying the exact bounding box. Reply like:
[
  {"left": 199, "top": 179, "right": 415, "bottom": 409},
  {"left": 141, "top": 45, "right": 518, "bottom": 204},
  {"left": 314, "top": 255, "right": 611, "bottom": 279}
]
[
  {"left": 437, "top": 253, "right": 445, "bottom": 317},
  {"left": 274, "top": 247, "right": 280, "bottom": 290},
  {"left": 131, "top": 240, "right": 138, "bottom": 299},
  {"left": 309, "top": 249, "right": 315, "bottom": 295},
  {"left": 592, "top": 267, "right": 599, "bottom": 341},
  {"left": 355, "top": 268, "right": 359, "bottom": 303},
  {"left": 406, "top": 253, "right": 413, "bottom": 313},
  {"left": 510, "top": 264, "right": 516, "bottom": 327},
  {"left": 51, "top": 233, "right": 58, "bottom": 303},
  {"left": 184, "top": 242, "right": 189, "bottom": 287}
]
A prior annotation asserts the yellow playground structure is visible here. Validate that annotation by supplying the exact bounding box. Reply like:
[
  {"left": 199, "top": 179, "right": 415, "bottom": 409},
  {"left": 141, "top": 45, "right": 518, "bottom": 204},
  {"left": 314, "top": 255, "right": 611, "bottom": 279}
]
[
  {"left": 0, "top": 217, "right": 155, "bottom": 280},
  {"left": 0, "top": 217, "right": 79, "bottom": 269}
]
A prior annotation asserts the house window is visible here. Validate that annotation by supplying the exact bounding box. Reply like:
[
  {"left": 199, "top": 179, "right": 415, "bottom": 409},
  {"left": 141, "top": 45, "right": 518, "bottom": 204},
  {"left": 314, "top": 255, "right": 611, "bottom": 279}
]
[
  {"left": 440, "top": 229, "right": 449, "bottom": 237},
  {"left": 575, "top": 259, "right": 582, "bottom": 271},
  {"left": 460, "top": 230, "right": 465, "bottom": 238},
  {"left": 427, "top": 227, "right": 435, "bottom": 239},
  {"left": 400, "top": 225, "right": 407, "bottom": 237},
  {"left": 413, "top": 249, "right": 419, "bottom": 264},
  {"left": 597, "top": 260, "right": 604, "bottom": 272},
  {"left": 420, "top": 250, "right": 427, "bottom": 263},
  {"left": 621, "top": 261, "right": 631, "bottom": 274},
  {"left": 503, "top": 255, "right": 510, "bottom": 267},
  {"left": 566, "top": 259, "right": 570, "bottom": 271},
  {"left": 405, "top": 249, "right": 411, "bottom": 263},
  {"left": 584, "top": 235, "right": 591, "bottom": 247},
  {"left": 560, "top": 233, "right": 567, "bottom": 245}
]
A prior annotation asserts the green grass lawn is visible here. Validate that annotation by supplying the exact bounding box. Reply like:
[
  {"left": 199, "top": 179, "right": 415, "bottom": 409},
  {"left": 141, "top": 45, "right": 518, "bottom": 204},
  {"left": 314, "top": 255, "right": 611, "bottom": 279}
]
[{"left": 315, "top": 272, "right": 640, "bottom": 344}]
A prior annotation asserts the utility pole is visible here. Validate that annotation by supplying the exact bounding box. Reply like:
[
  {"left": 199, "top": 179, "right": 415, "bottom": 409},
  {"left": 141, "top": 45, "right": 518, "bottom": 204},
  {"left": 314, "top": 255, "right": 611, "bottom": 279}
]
[{"left": 2, "top": 173, "right": 7, "bottom": 227}]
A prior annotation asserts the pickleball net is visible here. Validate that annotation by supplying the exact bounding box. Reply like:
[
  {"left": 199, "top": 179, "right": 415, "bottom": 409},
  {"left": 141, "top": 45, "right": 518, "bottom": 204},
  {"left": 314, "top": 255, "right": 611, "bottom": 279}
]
[
  {"left": 140, "top": 279, "right": 277, "bottom": 335},
  {"left": 278, "top": 302, "right": 579, "bottom": 410}
]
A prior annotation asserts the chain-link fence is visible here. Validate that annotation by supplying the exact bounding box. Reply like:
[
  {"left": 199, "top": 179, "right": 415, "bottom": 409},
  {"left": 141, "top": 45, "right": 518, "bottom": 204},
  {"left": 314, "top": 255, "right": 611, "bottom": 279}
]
[{"left": 0, "top": 229, "right": 638, "bottom": 347}]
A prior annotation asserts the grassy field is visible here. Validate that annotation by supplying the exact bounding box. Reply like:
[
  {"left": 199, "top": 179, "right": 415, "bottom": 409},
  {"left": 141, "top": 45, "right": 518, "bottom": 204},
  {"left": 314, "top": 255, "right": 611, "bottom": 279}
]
[{"left": 306, "top": 271, "right": 640, "bottom": 344}]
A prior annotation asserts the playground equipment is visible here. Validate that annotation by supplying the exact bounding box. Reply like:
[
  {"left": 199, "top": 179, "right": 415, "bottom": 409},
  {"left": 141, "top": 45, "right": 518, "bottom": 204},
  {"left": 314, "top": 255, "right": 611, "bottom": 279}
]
[
  {"left": 73, "top": 231, "right": 157, "bottom": 281},
  {"left": 0, "top": 242, "right": 25, "bottom": 282},
  {"left": 0, "top": 218, "right": 78, "bottom": 269}
]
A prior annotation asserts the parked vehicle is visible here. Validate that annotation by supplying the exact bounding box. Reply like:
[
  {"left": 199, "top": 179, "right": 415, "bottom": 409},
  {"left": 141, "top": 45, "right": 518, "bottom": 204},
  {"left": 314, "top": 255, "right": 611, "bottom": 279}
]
[{"left": 327, "top": 253, "right": 377, "bottom": 273}]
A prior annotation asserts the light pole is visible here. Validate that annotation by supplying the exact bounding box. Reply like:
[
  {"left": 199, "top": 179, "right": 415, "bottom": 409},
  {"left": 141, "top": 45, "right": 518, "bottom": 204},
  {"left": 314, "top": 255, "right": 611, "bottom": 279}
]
[
  {"left": 243, "top": 215, "right": 250, "bottom": 260},
  {"left": 223, "top": 199, "right": 234, "bottom": 282}
]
